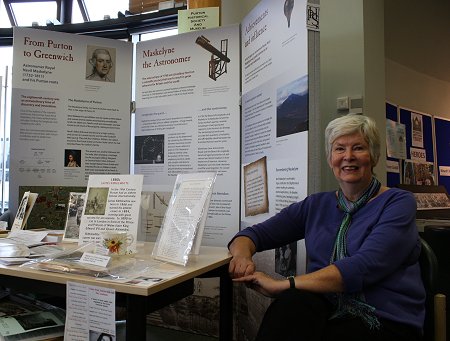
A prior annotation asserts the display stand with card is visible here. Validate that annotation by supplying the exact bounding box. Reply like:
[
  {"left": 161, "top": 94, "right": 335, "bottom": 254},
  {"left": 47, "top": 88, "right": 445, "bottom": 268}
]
[
  {"left": 152, "top": 172, "right": 217, "bottom": 266},
  {"left": 10, "top": 191, "right": 38, "bottom": 232}
]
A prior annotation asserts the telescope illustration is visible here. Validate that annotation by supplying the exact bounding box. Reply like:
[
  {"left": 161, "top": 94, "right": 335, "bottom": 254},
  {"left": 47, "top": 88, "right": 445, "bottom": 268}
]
[{"left": 195, "top": 35, "right": 230, "bottom": 81}]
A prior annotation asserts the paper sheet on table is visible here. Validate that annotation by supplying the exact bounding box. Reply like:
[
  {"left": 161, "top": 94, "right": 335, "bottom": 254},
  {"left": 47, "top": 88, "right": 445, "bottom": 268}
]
[
  {"left": 5, "top": 230, "right": 49, "bottom": 247},
  {"left": 97, "top": 258, "right": 185, "bottom": 287}
]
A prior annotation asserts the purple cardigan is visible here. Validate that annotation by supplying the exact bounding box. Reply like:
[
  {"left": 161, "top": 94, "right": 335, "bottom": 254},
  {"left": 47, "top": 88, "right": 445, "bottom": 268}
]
[{"left": 232, "top": 188, "right": 425, "bottom": 330}]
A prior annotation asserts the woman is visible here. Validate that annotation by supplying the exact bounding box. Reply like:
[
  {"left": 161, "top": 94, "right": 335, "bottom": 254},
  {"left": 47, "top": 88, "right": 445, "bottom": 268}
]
[
  {"left": 228, "top": 114, "right": 425, "bottom": 341},
  {"left": 67, "top": 152, "right": 79, "bottom": 167}
]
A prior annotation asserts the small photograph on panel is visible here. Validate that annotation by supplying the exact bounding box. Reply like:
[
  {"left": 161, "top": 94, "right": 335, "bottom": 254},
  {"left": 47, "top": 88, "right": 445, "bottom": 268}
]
[
  {"left": 64, "top": 149, "right": 81, "bottom": 167},
  {"left": 84, "top": 187, "right": 109, "bottom": 215},
  {"left": 275, "top": 242, "right": 297, "bottom": 277},
  {"left": 63, "top": 192, "right": 85, "bottom": 241},
  {"left": 276, "top": 75, "right": 308, "bottom": 137},
  {"left": 413, "top": 162, "right": 435, "bottom": 186},
  {"left": 85, "top": 45, "right": 116, "bottom": 82},
  {"left": 195, "top": 35, "right": 231, "bottom": 81},
  {"left": 403, "top": 160, "right": 415, "bottom": 185},
  {"left": 89, "top": 330, "right": 115, "bottom": 341},
  {"left": 243, "top": 156, "right": 269, "bottom": 217},
  {"left": 134, "top": 134, "right": 165, "bottom": 165}
]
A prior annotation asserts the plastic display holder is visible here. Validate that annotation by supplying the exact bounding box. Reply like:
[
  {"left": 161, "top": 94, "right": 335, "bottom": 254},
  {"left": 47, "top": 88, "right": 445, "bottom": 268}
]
[{"left": 152, "top": 172, "right": 216, "bottom": 266}]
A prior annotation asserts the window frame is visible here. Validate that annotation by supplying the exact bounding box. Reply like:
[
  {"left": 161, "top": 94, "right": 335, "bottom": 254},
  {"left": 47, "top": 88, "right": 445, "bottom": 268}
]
[
  {"left": 0, "top": 6, "right": 181, "bottom": 46},
  {"left": 3, "top": 0, "right": 62, "bottom": 26}
]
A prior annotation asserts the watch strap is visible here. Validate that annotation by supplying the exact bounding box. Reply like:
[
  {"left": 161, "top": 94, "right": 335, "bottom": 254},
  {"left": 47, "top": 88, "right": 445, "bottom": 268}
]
[{"left": 287, "top": 275, "right": 295, "bottom": 289}]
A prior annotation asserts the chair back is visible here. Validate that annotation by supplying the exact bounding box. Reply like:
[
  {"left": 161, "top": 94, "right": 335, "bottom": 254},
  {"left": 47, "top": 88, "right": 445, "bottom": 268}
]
[
  {"left": 419, "top": 237, "right": 439, "bottom": 340},
  {"left": 422, "top": 225, "right": 450, "bottom": 292}
]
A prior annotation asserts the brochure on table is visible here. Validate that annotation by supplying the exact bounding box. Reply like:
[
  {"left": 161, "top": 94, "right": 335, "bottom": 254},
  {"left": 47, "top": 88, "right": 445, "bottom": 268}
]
[
  {"left": 78, "top": 174, "right": 143, "bottom": 253},
  {"left": 10, "top": 27, "right": 132, "bottom": 216},
  {"left": 65, "top": 281, "right": 115, "bottom": 341}
]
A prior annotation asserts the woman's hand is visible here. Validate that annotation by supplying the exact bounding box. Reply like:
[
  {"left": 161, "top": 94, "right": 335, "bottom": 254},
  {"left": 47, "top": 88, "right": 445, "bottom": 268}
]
[
  {"left": 233, "top": 271, "right": 289, "bottom": 298},
  {"left": 228, "top": 236, "right": 257, "bottom": 278},
  {"left": 229, "top": 255, "right": 256, "bottom": 278}
]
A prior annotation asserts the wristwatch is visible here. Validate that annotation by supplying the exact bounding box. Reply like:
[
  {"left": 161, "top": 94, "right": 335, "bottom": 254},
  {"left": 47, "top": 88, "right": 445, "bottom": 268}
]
[{"left": 287, "top": 275, "right": 295, "bottom": 289}]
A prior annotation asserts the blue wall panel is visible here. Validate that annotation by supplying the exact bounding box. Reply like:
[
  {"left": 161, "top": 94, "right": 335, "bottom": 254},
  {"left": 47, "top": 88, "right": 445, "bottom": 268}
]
[{"left": 434, "top": 117, "right": 450, "bottom": 193}]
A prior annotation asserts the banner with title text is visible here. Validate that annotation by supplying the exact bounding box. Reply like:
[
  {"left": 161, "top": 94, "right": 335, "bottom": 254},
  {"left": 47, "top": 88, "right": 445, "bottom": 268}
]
[
  {"left": 236, "top": 0, "right": 309, "bottom": 338},
  {"left": 241, "top": 0, "right": 308, "bottom": 229},
  {"left": 134, "top": 24, "right": 240, "bottom": 246},
  {"left": 10, "top": 28, "right": 133, "bottom": 215}
]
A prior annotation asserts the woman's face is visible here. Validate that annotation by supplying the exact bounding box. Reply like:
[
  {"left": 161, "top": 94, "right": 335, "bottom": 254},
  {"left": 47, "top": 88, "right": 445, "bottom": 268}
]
[
  {"left": 329, "top": 132, "right": 373, "bottom": 189},
  {"left": 68, "top": 154, "right": 74, "bottom": 161}
]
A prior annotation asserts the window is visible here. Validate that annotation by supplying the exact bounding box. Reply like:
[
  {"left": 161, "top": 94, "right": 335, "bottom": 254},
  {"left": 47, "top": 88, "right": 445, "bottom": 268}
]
[
  {"left": 82, "top": 0, "right": 129, "bottom": 21},
  {"left": 9, "top": 1, "right": 58, "bottom": 26},
  {"left": 2, "top": 0, "right": 131, "bottom": 26},
  {"left": 0, "top": 46, "right": 12, "bottom": 212}
]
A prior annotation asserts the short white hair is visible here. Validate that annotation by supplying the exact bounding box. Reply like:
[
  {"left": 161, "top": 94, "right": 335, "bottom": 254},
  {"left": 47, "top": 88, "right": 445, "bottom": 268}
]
[{"left": 324, "top": 114, "right": 380, "bottom": 167}]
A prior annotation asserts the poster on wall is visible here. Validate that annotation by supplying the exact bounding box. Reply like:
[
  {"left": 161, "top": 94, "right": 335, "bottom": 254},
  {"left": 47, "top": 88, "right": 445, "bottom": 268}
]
[
  {"left": 238, "top": 0, "right": 308, "bottom": 338},
  {"left": 241, "top": 0, "right": 308, "bottom": 224},
  {"left": 134, "top": 24, "right": 241, "bottom": 247},
  {"left": 403, "top": 159, "right": 435, "bottom": 186},
  {"left": 411, "top": 112, "right": 424, "bottom": 148},
  {"left": 385, "top": 102, "right": 401, "bottom": 187},
  {"left": 240, "top": 0, "right": 308, "bottom": 248},
  {"left": 434, "top": 116, "right": 450, "bottom": 193},
  {"left": 10, "top": 28, "right": 132, "bottom": 215},
  {"left": 386, "top": 119, "right": 406, "bottom": 159}
]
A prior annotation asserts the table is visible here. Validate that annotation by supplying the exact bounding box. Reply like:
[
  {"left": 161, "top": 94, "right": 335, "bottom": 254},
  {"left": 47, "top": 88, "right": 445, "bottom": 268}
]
[{"left": 0, "top": 242, "right": 233, "bottom": 340}]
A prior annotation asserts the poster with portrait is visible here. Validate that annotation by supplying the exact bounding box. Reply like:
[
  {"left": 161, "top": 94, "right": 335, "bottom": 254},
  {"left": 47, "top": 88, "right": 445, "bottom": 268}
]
[{"left": 10, "top": 28, "right": 132, "bottom": 216}]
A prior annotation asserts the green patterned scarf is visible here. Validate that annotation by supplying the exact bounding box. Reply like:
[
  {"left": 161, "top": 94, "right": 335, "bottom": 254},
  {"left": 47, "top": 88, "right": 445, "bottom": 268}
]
[{"left": 330, "top": 176, "right": 381, "bottom": 329}]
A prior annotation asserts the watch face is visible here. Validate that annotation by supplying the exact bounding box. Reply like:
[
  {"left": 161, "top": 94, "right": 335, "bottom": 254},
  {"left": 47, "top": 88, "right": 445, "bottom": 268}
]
[{"left": 135, "top": 134, "right": 164, "bottom": 164}]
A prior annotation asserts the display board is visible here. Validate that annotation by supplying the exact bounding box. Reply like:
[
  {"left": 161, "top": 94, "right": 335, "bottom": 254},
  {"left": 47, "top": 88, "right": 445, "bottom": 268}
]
[
  {"left": 399, "top": 108, "right": 436, "bottom": 186},
  {"left": 10, "top": 28, "right": 133, "bottom": 216},
  {"left": 134, "top": 24, "right": 241, "bottom": 247},
  {"left": 240, "top": 0, "right": 308, "bottom": 238},
  {"left": 434, "top": 116, "right": 450, "bottom": 193},
  {"left": 236, "top": 0, "right": 309, "bottom": 338}
]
